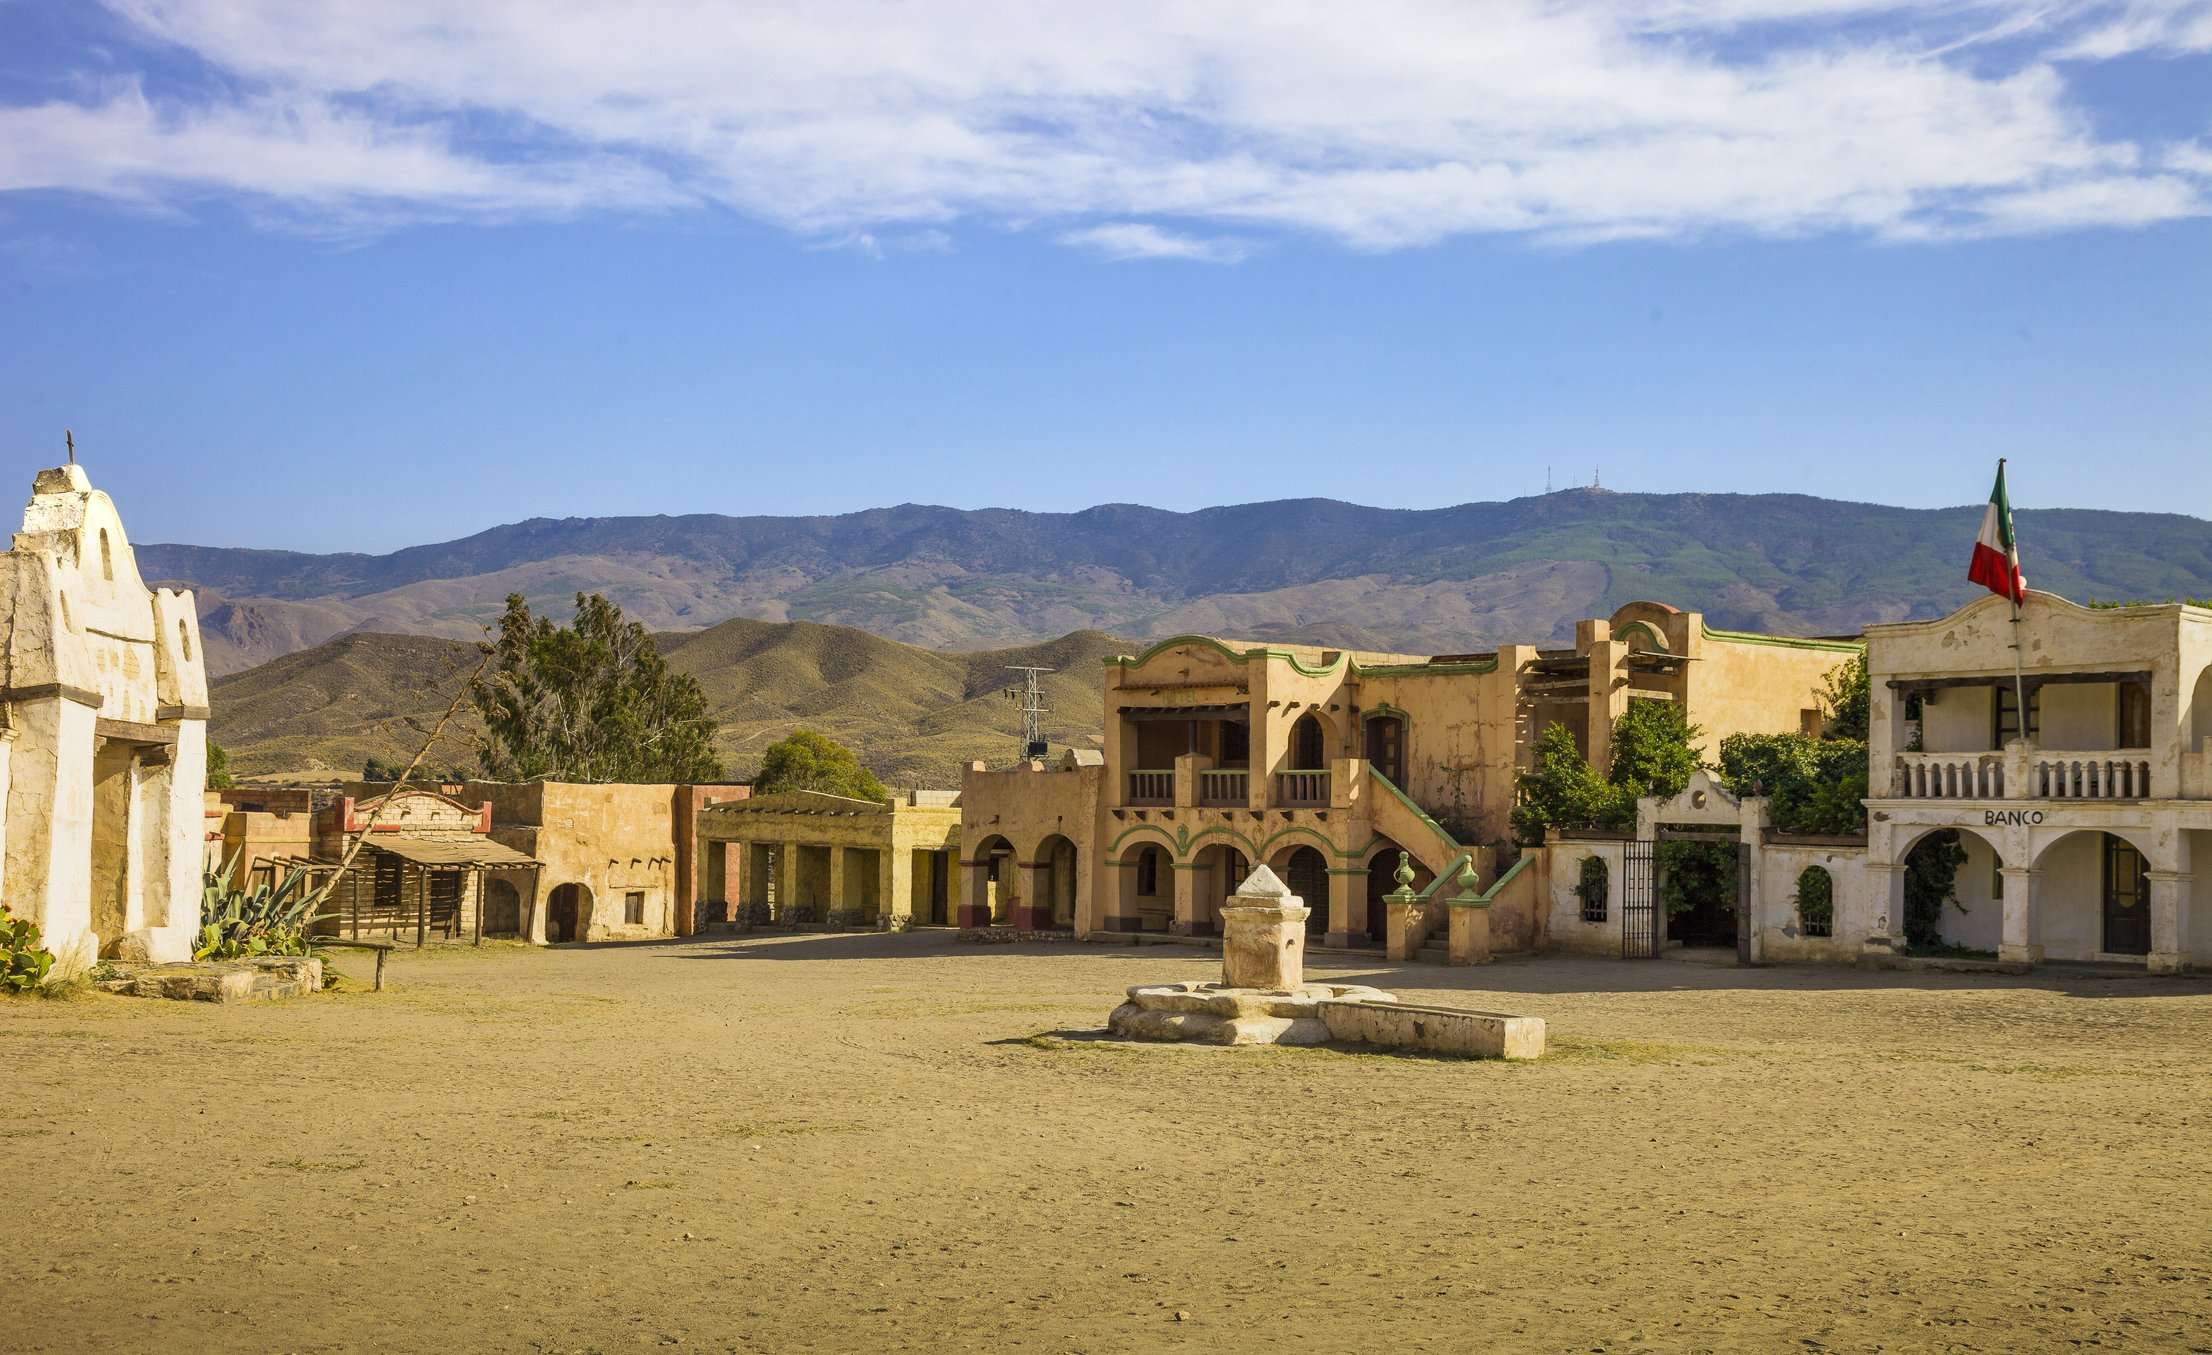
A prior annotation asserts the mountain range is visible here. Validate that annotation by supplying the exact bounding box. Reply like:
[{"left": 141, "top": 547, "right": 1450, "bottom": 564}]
[
  {"left": 209, "top": 621, "right": 1125, "bottom": 786},
  {"left": 147, "top": 489, "right": 2212, "bottom": 677}
]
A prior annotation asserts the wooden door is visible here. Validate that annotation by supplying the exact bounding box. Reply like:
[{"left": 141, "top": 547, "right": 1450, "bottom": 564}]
[{"left": 2102, "top": 835, "right": 2149, "bottom": 955}]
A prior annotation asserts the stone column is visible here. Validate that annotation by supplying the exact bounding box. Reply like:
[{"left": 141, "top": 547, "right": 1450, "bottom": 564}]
[
  {"left": 879, "top": 847, "right": 914, "bottom": 929},
  {"left": 1325, "top": 867, "right": 1363, "bottom": 949},
  {"left": 1581, "top": 623, "right": 1627, "bottom": 776},
  {"left": 1998, "top": 865, "right": 2041, "bottom": 967},
  {"left": 2147, "top": 870, "right": 2193, "bottom": 974},
  {"left": 1446, "top": 860, "right": 1490, "bottom": 965},
  {"left": 1220, "top": 865, "right": 1308, "bottom": 990},
  {"left": 1170, "top": 861, "right": 1205, "bottom": 936},
  {"left": 1016, "top": 860, "right": 1053, "bottom": 931},
  {"left": 957, "top": 858, "right": 993, "bottom": 928},
  {"left": 1859, "top": 860, "right": 1906, "bottom": 959},
  {"left": 1382, "top": 852, "right": 1421, "bottom": 961},
  {"left": 777, "top": 841, "right": 801, "bottom": 919},
  {"left": 828, "top": 845, "right": 849, "bottom": 919}
]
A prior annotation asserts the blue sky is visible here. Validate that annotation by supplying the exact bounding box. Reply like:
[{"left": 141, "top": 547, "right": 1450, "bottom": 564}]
[{"left": 1, "top": 1, "right": 2208, "bottom": 552}]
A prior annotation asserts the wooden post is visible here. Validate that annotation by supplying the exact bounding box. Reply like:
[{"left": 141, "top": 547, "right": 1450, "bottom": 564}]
[
  {"left": 415, "top": 863, "right": 428, "bottom": 948},
  {"left": 473, "top": 865, "right": 484, "bottom": 946}
]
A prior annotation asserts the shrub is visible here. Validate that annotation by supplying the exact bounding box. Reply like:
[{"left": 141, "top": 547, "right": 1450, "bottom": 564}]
[
  {"left": 751, "top": 729, "right": 887, "bottom": 802},
  {"left": 1903, "top": 830, "right": 1968, "bottom": 950},
  {"left": 2, "top": 906, "right": 56, "bottom": 993},
  {"left": 1658, "top": 839, "right": 1736, "bottom": 918},
  {"left": 1608, "top": 700, "right": 1703, "bottom": 802},
  {"left": 196, "top": 859, "right": 322, "bottom": 961},
  {"left": 1717, "top": 732, "right": 1867, "bottom": 835},
  {"left": 1512, "top": 723, "right": 1632, "bottom": 841}
]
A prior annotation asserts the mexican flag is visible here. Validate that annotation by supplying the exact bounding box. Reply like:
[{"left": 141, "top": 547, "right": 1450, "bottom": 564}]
[{"left": 1967, "top": 460, "right": 2026, "bottom": 604}]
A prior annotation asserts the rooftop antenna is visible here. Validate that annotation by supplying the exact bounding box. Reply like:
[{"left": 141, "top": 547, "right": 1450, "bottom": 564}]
[
  {"left": 1545, "top": 465, "right": 1552, "bottom": 494},
  {"left": 65, "top": 429, "right": 74, "bottom": 464},
  {"left": 1002, "top": 666, "right": 1053, "bottom": 761},
  {"left": 1592, "top": 464, "right": 1600, "bottom": 489}
]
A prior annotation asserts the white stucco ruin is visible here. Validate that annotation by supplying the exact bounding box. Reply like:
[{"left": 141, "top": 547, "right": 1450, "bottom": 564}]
[{"left": 0, "top": 464, "right": 208, "bottom": 970}]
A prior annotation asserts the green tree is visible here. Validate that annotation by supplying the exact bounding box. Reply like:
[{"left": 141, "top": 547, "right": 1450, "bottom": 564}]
[
  {"left": 1819, "top": 653, "right": 1870, "bottom": 740},
  {"left": 1608, "top": 699, "right": 1703, "bottom": 801},
  {"left": 1511, "top": 723, "right": 1632, "bottom": 841},
  {"left": 751, "top": 729, "right": 888, "bottom": 802},
  {"left": 471, "top": 592, "right": 722, "bottom": 784},
  {"left": 752, "top": 729, "right": 889, "bottom": 804},
  {"left": 206, "top": 740, "right": 234, "bottom": 791},
  {"left": 1717, "top": 732, "right": 1868, "bottom": 835}
]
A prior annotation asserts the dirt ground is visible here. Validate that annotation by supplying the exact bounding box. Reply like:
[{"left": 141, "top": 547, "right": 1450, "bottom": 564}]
[{"left": 7, "top": 933, "right": 2211, "bottom": 1355}]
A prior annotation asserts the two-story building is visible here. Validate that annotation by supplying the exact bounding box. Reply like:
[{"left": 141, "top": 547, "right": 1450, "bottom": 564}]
[
  {"left": 959, "top": 602, "right": 1855, "bottom": 949},
  {"left": 1864, "top": 591, "right": 2212, "bottom": 972}
]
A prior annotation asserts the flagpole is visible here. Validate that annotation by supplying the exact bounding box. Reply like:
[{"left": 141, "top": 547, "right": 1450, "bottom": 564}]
[{"left": 2002, "top": 458, "right": 2029, "bottom": 746}]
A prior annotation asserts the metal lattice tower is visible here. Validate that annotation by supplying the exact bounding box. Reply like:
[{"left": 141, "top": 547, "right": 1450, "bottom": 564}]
[{"left": 1003, "top": 666, "right": 1053, "bottom": 761}]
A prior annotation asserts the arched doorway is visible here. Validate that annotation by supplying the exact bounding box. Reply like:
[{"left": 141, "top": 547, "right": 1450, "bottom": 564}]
[
  {"left": 968, "top": 835, "right": 1015, "bottom": 927},
  {"left": 1035, "top": 834, "right": 1079, "bottom": 930},
  {"left": 1118, "top": 841, "right": 1173, "bottom": 933},
  {"left": 2033, "top": 829, "right": 2155, "bottom": 960},
  {"left": 1901, "top": 827, "right": 2005, "bottom": 955},
  {"left": 483, "top": 877, "right": 523, "bottom": 937},
  {"left": 1364, "top": 712, "right": 1406, "bottom": 787},
  {"left": 545, "top": 882, "right": 593, "bottom": 943},
  {"left": 1276, "top": 845, "right": 1330, "bottom": 937},
  {"left": 1658, "top": 832, "right": 1738, "bottom": 949}
]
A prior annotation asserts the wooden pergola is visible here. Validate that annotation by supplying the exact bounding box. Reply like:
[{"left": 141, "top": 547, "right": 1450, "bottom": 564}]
[{"left": 267, "top": 836, "right": 542, "bottom": 948}]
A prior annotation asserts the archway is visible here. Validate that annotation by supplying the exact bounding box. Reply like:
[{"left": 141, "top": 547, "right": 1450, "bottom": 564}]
[
  {"left": 1290, "top": 712, "right": 1327, "bottom": 769},
  {"left": 2033, "top": 828, "right": 2155, "bottom": 960},
  {"left": 1364, "top": 712, "right": 1406, "bottom": 786},
  {"left": 1274, "top": 844, "right": 1331, "bottom": 938},
  {"left": 546, "top": 882, "right": 593, "bottom": 943},
  {"left": 968, "top": 835, "right": 1015, "bottom": 927},
  {"left": 483, "top": 877, "right": 523, "bottom": 937},
  {"left": 1034, "top": 834, "right": 1079, "bottom": 930},
  {"left": 1900, "top": 827, "right": 2005, "bottom": 955},
  {"left": 1117, "top": 839, "right": 1173, "bottom": 933},
  {"left": 1657, "top": 831, "right": 1738, "bottom": 949}
]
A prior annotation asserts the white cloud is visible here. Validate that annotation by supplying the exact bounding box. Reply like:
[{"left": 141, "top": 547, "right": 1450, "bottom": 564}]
[
  {"left": 1058, "top": 222, "right": 1250, "bottom": 263},
  {"left": 0, "top": 1, "right": 2203, "bottom": 250}
]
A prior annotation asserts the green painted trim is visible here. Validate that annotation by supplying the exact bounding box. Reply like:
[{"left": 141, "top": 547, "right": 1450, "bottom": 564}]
[
  {"left": 1357, "top": 658, "right": 1497, "bottom": 677},
  {"left": 1105, "top": 633, "right": 1497, "bottom": 679},
  {"left": 1613, "top": 620, "right": 1669, "bottom": 653},
  {"left": 1368, "top": 766, "right": 1461, "bottom": 853},
  {"left": 1183, "top": 825, "right": 1263, "bottom": 860},
  {"left": 1450, "top": 853, "right": 1533, "bottom": 908},
  {"left": 1698, "top": 621, "right": 1864, "bottom": 654},
  {"left": 1254, "top": 824, "right": 1343, "bottom": 861},
  {"left": 1105, "top": 824, "right": 1180, "bottom": 855}
]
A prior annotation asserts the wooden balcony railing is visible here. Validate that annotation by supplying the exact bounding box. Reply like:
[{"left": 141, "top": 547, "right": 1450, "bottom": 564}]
[
  {"left": 1126, "top": 770, "right": 1174, "bottom": 805},
  {"left": 1275, "top": 769, "right": 1331, "bottom": 808},
  {"left": 1197, "top": 769, "right": 1248, "bottom": 806}
]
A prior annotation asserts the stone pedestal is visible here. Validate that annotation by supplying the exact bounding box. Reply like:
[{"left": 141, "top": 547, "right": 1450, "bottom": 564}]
[{"left": 1219, "top": 865, "right": 1307, "bottom": 990}]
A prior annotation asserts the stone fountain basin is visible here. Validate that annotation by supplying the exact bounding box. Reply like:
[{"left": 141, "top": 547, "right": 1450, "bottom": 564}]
[{"left": 1109, "top": 981, "right": 1394, "bottom": 1046}]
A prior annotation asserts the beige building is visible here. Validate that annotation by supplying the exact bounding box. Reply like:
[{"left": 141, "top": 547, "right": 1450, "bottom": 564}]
[
  {"left": 697, "top": 789, "right": 962, "bottom": 927},
  {"left": 959, "top": 603, "right": 1855, "bottom": 948},
  {"left": 279, "top": 785, "right": 541, "bottom": 944},
  {"left": 349, "top": 780, "right": 749, "bottom": 944},
  {"left": 0, "top": 463, "right": 208, "bottom": 968},
  {"left": 1863, "top": 591, "right": 2212, "bottom": 972}
]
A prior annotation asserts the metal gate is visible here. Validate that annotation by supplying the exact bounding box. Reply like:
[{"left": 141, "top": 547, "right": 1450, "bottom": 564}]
[{"left": 1623, "top": 839, "right": 1658, "bottom": 959}]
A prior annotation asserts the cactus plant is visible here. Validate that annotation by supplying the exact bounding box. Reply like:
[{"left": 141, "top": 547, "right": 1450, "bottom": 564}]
[
  {"left": 1, "top": 905, "right": 55, "bottom": 992},
  {"left": 195, "top": 853, "right": 325, "bottom": 961}
]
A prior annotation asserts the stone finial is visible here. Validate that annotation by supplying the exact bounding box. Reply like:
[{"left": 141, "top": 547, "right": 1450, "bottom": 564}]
[
  {"left": 1393, "top": 850, "right": 1415, "bottom": 890},
  {"left": 1455, "top": 857, "right": 1480, "bottom": 897},
  {"left": 1234, "top": 864, "right": 1291, "bottom": 901}
]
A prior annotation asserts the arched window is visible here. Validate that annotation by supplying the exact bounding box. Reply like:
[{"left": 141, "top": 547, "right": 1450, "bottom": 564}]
[
  {"left": 1796, "top": 866, "right": 1834, "bottom": 938},
  {"left": 1576, "top": 855, "right": 1610, "bottom": 923},
  {"left": 1291, "top": 713, "right": 1325, "bottom": 768}
]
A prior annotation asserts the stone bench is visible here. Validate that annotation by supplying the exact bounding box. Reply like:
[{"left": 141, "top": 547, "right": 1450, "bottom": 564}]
[{"left": 1318, "top": 998, "right": 1545, "bottom": 1060}]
